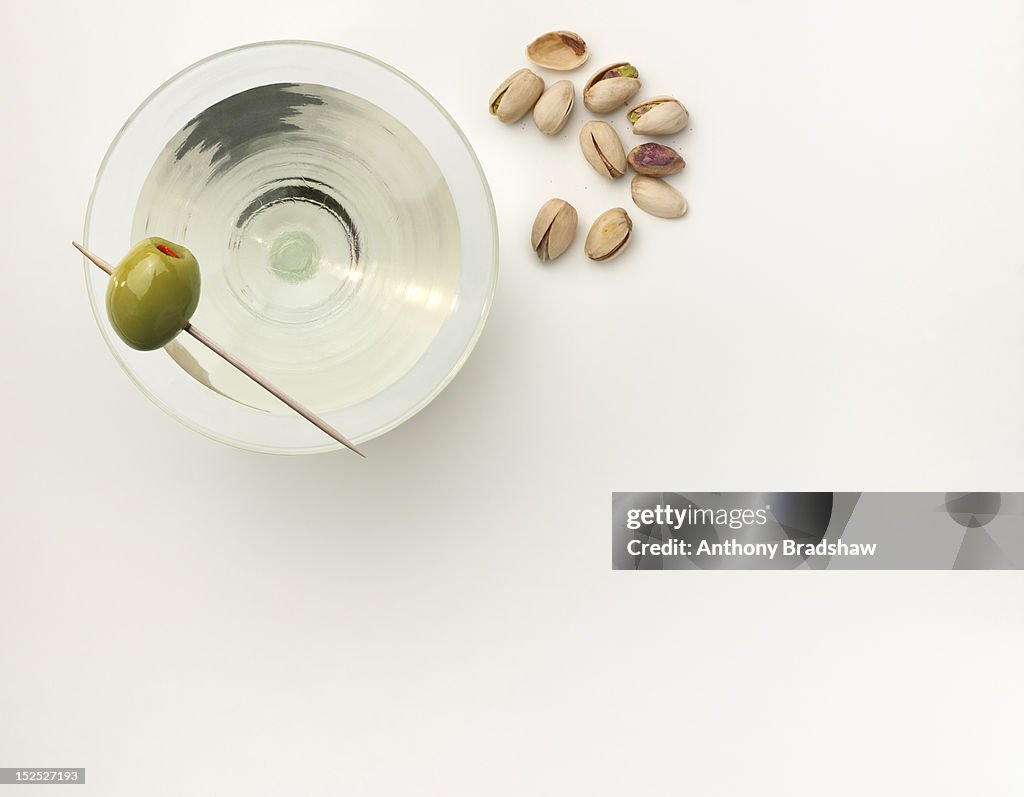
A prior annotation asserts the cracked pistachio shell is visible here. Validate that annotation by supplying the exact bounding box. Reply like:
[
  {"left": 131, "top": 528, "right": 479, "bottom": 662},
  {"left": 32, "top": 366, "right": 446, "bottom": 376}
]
[
  {"left": 579, "top": 120, "right": 627, "bottom": 179},
  {"left": 526, "top": 30, "right": 589, "bottom": 70},
  {"left": 583, "top": 62, "right": 642, "bottom": 113},
  {"left": 627, "top": 143, "right": 685, "bottom": 176},
  {"left": 584, "top": 208, "right": 633, "bottom": 262},
  {"left": 627, "top": 96, "right": 689, "bottom": 135},
  {"left": 489, "top": 69, "right": 545, "bottom": 123},
  {"left": 531, "top": 198, "right": 578, "bottom": 262},
  {"left": 631, "top": 175, "right": 688, "bottom": 219},
  {"left": 533, "top": 80, "right": 575, "bottom": 135}
]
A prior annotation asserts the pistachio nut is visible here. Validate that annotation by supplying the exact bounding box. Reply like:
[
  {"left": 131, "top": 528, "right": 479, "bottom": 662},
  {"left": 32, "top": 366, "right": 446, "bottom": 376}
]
[
  {"left": 627, "top": 96, "right": 689, "bottom": 135},
  {"left": 627, "top": 143, "right": 685, "bottom": 176},
  {"left": 584, "top": 208, "right": 632, "bottom": 262},
  {"left": 533, "top": 80, "right": 575, "bottom": 135},
  {"left": 489, "top": 69, "right": 545, "bottom": 123},
  {"left": 531, "top": 198, "right": 578, "bottom": 262},
  {"left": 630, "top": 175, "right": 687, "bottom": 219},
  {"left": 583, "top": 62, "right": 642, "bottom": 113},
  {"left": 526, "top": 30, "right": 589, "bottom": 71},
  {"left": 579, "top": 121, "right": 627, "bottom": 179}
]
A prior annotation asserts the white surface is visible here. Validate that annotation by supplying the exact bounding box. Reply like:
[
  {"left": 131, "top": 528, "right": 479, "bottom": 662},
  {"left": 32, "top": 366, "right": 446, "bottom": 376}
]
[{"left": 2, "top": 0, "right": 1024, "bottom": 794}]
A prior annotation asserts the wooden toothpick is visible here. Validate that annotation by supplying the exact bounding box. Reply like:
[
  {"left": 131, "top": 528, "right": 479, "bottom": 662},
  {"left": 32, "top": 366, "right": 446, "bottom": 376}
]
[{"left": 73, "top": 241, "right": 365, "bottom": 458}]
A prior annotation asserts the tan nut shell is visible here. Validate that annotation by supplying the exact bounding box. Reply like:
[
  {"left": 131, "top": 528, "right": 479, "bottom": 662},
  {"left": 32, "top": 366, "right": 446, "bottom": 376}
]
[
  {"left": 489, "top": 69, "right": 545, "bottom": 123},
  {"left": 533, "top": 80, "right": 575, "bottom": 135},
  {"left": 631, "top": 175, "right": 688, "bottom": 219},
  {"left": 579, "top": 121, "right": 627, "bottom": 179},
  {"left": 526, "top": 31, "right": 589, "bottom": 70},
  {"left": 531, "top": 199, "right": 579, "bottom": 262},
  {"left": 585, "top": 208, "right": 633, "bottom": 262},
  {"left": 583, "top": 63, "right": 642, "bottom": 113},
  {"left": 627, "top": 96, "right": 689, "bottom": 135}
]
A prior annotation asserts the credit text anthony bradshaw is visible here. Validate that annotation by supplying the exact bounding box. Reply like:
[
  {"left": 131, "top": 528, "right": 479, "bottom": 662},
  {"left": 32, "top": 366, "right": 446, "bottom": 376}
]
[{"left": 626, "top": 538, "right": 877, "bottom": 558}]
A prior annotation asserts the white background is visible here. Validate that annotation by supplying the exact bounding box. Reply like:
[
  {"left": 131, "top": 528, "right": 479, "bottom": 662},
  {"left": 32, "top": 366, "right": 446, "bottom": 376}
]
[{"left": 3, "top": 0, "right": 1024, "bottom": 794}]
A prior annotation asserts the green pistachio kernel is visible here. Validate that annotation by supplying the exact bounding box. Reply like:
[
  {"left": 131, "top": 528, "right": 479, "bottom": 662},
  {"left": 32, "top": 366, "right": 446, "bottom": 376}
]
[
  {"left": 629, "top": 103, "right": 655, "bottom": 124},
  {"left": 602, "top": 64, "right": 639, "bottom": 81}
]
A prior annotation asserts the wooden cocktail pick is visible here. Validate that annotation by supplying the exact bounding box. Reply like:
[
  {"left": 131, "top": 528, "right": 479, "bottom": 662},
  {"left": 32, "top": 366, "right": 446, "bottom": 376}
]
[{"left": 73, "top": 241, "right": 365, "bottom": 458}]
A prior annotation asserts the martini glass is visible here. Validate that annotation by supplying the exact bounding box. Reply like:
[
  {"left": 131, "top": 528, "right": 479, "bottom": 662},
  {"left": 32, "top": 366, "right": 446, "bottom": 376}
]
[{"left": 85, "top": 41, "right": 497, "bottom": 454}]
